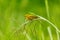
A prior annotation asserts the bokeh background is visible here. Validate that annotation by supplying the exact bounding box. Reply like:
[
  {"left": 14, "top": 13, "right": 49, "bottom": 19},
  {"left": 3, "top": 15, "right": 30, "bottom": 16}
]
[{"left": 0, "top": 0, "right": 60, "bottom": 40}]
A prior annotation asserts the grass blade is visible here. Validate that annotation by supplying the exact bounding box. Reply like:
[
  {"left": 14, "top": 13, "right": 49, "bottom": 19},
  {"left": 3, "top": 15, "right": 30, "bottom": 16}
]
[
  {"left": 56, "top": 31, "right": 60, "bottom": 40},
  {"left": 45, "top": 0, "right": 50, "bottom": 19},
  {"left": 47, "top": 27, "right": 53, "bottom": 40}
]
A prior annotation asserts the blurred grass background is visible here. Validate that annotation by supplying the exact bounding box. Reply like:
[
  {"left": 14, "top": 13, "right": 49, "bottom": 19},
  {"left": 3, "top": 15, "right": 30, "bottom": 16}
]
[{"left": 0, "top": 0, "right": 60, "bottom": 40}]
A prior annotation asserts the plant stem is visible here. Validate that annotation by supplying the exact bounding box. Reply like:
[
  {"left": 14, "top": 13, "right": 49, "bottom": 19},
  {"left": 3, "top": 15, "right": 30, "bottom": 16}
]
[
  {"left": 9, "top": 21, "right": 29, "bottom": 39},
  {"left": 45, "top": 0, "right": 50, "bottom": 19},
  {"left": 56, "top": 31, "right": 60, "bottom": 40},
  {"left": 42, "top": 32, "right": 45, "bottom": 40},
  {"left": 37, "top": 15, "right": 60, "bottom": 32},
  {"left": 33, "top": 23, "right": 38, "bottom": 40},
  {"left": 23, "top": 30, "right": 31, "bottom": 40},
  {"left": 47, "top": 27, "right": 53, "bottom": 40}
]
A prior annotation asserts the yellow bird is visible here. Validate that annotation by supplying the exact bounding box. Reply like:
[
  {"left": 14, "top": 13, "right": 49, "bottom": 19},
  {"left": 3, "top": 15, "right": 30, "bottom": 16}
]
[{"left": 25, "top": 14, "right": 38, "bottom": 20}]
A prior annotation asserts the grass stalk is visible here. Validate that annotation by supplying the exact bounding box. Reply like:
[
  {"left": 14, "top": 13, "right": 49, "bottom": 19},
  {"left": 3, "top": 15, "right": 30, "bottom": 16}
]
[
  {"left": 36, "top": 15, "right": 60, "bottom": 32},
  {"left": 33, "top": 23, "right": 38, "bottom": 40},
  {"left": 47, "top": 27, "right": 53, "bottom": 40},
  {"left": 56, "top": 31, "right": 60, "bottom": 40},
  {"left": 23, "top": 30, "right": 31, "bottom": 40},
  {"left": 9, "top": 20, "right": 29, "bottom": 39},
  {"left": 45, "top": 0, "right": 50, "bottom": 19},
  {"left": 42, "top": 32, "right": 45, "bottom": 40},
  {"left": 30, "top": 13, "right": 60, "bottom": 32}
]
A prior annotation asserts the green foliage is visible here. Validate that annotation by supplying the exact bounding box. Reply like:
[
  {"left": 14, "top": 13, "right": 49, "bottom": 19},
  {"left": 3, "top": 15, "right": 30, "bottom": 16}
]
[{"left": 0, "top": 0, "right": 60, "bottom": 40}]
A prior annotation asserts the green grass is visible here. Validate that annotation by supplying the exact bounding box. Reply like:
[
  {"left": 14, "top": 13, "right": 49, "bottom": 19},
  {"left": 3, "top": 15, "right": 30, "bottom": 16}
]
[{"left": 0, "top": 0, "right": 60, "bottom": 40}]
